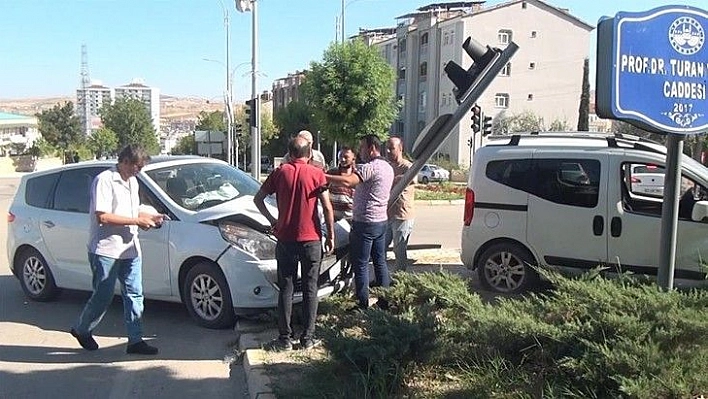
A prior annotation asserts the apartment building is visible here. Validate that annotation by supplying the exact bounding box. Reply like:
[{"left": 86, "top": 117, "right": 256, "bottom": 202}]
[
  {"left": 0, "top": 112, "right": 40, "bottom": 156},
  {"left": 272, "top": 71, "right": 306, "bottom": 116},
  {"left": 114, "top": 79, "right": 161, "bottom": 134},
  {"left": 76, "top": 82, "right": 112, "bottom": 136},
  {"left": 372, "top": 0, "right": 593, "bottom": 166}
]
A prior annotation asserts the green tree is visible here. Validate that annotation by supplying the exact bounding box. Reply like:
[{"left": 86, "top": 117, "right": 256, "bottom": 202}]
[
  {"left": 549, "top": 118, "right": 570, "bottom": 131},
  {"left": 100, "top": 98, "right": 159, "bottom": 154},
  {"left": 35, "top": 102, "right": 83, "bottom": 155},
  {"left": 303, "top": 39, "right": 399, "bottom": 145},
  {"left": 28, "top": 137, "right": 56, "bottom": 157},
  {"left": 88, "top": 127, "right": 119, "bottom": 159},
  {"left": 493, "top": 111, "right": 546, "bottom": 135},
  {"left": 172, "top": 134, "right": 196, "bottom": 155},
  {"left": 195, "top": 110, "right": 226, "bottom": 132},
  {"left": 578, "top": 58, "right": 590, "bottom": 131}
]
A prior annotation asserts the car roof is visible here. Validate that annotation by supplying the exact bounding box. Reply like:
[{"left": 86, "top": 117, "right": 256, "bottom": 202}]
[{"left": 484, "top": 132, "right": 668, "bottom": 155}]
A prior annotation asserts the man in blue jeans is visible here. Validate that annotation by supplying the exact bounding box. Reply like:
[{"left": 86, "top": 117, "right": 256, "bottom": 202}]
[
  {"left": 71, "top": 145, "right": 164, "bottom": 355},
  {"left": 326, "top": 135, "right": 394, "bottom": 309}
]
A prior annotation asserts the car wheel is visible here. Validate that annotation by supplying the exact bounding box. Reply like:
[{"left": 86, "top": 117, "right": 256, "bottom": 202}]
[
  {"left": 476, "top": 242, "right": 538, "bottom": 294},
  {"left": 183, "top": 262, "right": 235, "bottom": 329},
  {"left": 16, "top": 248, "right": 60, "bottom": 301},
  {"left": 421, "top": 176, "right": 429, "bottom": 184}
]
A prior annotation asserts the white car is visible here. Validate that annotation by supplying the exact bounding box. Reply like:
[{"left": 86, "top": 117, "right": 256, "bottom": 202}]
[
  {"left": 7, "top": 156, "right": 350, "bottom": 329},
  {"left": 461, "top": 133, "right": 708, "bottom": 294},
  {"left": 417, "top": 164, "right": 450, "bottom": 184},
  {"left": 629, "top": 164, "right": 665, "bottom": 196}
]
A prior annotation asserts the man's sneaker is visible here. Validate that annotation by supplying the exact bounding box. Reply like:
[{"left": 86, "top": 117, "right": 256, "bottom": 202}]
[
  {"left": 70, "top": 328, "right": 98, "bottom": 351},
  {"left": 300, "top": 338, "right": 322, "bottom": 350},
  {"left": 126, "top": 340, "right": 159, "bottom": 355},
  {"left": 265, "top": 337, "right": 293, "bottom": 352}
]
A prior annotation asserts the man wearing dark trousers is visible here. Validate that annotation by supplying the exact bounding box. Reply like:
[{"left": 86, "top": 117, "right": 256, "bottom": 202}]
[
  {"left": 254, "top": 136, "right": 335, "bottom": 351},
  {"left": 326, "top": 135, "right": 394, "bottom": 309}
]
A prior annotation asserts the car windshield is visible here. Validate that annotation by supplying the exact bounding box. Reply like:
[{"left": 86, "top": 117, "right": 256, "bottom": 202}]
[{"left": 145, "top": 161, "right": 264, "bottom": 211}]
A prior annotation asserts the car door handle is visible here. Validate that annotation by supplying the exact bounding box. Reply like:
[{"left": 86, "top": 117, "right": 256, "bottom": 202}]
[
  {"left": 592, "top": 215, "right": 604, "bottom": 236},
  {"left": 610, "top": 217, "right": 622, "bottom": 237},
  {"left": 42, "top": 220, "right": 55, "bottom": 228}
]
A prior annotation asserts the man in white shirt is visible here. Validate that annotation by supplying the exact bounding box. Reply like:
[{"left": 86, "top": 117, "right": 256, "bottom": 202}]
[{"left": 282, "top": 130, "right": 327, "bottom": 169}]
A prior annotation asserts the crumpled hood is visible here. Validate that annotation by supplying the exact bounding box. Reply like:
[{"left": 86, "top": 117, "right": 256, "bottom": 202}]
[{"left": 190, "top": 195, "right": 276, "bottom": 226}]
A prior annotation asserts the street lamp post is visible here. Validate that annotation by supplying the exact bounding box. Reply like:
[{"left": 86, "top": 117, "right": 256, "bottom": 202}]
[{"left": 236, "top": 0, "right": 260, "bottom": 179}]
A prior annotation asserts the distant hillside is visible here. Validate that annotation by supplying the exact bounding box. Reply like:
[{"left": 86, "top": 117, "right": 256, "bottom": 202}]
[{"left": 0, "top": 95, "right": 224, "bottom": 121}]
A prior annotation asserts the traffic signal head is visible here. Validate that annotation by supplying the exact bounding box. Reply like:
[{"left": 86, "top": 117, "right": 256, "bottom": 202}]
[
  {"left": 482, "top": 115, "right": 493, "bottom": 136},
  {"left": 245, "top": 98, "right": 260, "bottom": 128},
  {"left": 444, "top": 37, "right": 497, "bottom": 104},
  {"left": 470, "top": 104, "right": 481, "bottom": 133}
]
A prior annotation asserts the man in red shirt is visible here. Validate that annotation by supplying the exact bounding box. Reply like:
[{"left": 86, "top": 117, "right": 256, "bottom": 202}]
[{"left": 254, "top": 136, "right": 334, "bottom": 351}]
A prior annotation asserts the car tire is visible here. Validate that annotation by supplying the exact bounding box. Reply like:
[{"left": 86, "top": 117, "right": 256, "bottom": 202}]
[
  {"left": 183, "top": 262, "right": 236, "bottom": 329},
  {"left": 476, "top": 242, "right": 539, "bottom": 294},
  {"left": 16, "top": 247, "right": 60, "bottom": 301},
  {"left": 421, "top": 176, "right": 429, "bottom": 184}
]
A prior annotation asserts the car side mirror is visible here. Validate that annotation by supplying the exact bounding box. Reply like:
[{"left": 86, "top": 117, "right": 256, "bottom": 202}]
[{"left": 691, "top": 201, "right": 708, "bottom": 222}]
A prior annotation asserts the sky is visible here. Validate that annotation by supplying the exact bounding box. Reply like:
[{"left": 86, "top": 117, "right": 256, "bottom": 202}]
[{"left": 0, "top": 0, "right": 706, "bottom": 102}]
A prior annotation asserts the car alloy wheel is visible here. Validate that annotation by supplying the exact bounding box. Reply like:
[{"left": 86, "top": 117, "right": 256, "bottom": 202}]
[
  {"left": 477, "top": 243, "right": 538, "bottom": 294},
  {"left": 183, "top": 262, "right": 235, "bottom": 329},
  {"left": 17, "top": 248, "right": 59, "bottom": 301}
]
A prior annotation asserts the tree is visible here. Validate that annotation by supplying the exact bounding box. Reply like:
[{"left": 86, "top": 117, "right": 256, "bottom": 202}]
[
  {"left": 172, "top": 134, "right": 196, "bottom": 155},
  {"left": 493, "top": 111, "right": 546, "bottom": 135},
  {"left": 578, "top": 58, "right": 590, "bottom": 131},
  {"left": 303, "top": 39, "right": 399, "bottom": 145},
  {"left": 549, "top": 118, "right": 571, "bottom": 131},
  {"left": 35, "top": 102, "right": 83, "bottom": 154},
  {"left": 196, "top": 110, "right": 226, "bottom": 132},
  {"left": 100, "top": 98, "right": 159, "bottom": 154},
  {"left": 88, "top": 127, "right": 119, "bottom": 159}
]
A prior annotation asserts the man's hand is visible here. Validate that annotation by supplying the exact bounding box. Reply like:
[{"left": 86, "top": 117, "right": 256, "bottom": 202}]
[
  {"left": 136, "top": 215, "right": 156, "bottom": 230},
  {"left": 324, "top": 236, "right": 335, "bottom": 254}
]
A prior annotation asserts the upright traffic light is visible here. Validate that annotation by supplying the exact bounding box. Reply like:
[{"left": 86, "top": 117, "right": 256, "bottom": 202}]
[
  {"left": 245, "top": 98, "right": 260, "bottom": 128},
  {"left": 444, "top": 37, "right": 498, "bottom": 104},
  {"left": 482, "top": 115, "right": 493, "bottom": 136},
  {"left": 471, "top": 104, "right": 481, "bottom": 133}
]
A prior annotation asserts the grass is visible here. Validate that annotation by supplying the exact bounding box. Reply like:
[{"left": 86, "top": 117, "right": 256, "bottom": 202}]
[{"left": 414, "top": 182, "right": 466, "bottom": 201}]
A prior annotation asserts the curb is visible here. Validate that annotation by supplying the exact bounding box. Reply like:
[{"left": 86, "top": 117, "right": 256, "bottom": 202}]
[{"left": 236, "top": 320, "right": 278, "bottom": 399}]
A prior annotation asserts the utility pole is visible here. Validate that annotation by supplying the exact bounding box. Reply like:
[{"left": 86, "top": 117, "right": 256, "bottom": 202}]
[
  {"left": 251, "top": 0, "right": 260, "bottom": 178},
  {"left": 224, "top": 5, "right": 233, "bottom": 165}
]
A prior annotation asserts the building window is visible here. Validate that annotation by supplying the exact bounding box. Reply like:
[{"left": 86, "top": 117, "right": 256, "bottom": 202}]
[
  {"left": 530, "top": 31, "right": 537, "bottom": 38},
  {"left": 419, "top": 62, "right": 428, "bottom": 77},
  {"left": 500, "top": 62, "right": 511, "bottom": 76},
  {"left": 443, "top": 32, "right": 449, "bottom": 45},
  {"left": 498, "top": 29, "right": 512, "bottom": 45},
  {"left": 449, "top": 30, "right": 454, "bottom": 44},
  {"left": 529, "top": 62, "right": 536, "bottom": 70},
  {"left": 527, "top": 94, "right": 534, "bottom": 101},
  {"left": 399, "top": 39, "right": 407, "bottom": 52},
  {"left": 398, "top": 68, "right": 406, "bottom": 79},
  {"left": 418, "top": 91, "right": 427, "bottom": 113},
  {"left": 495, "top": 93, "right": 510, "bottom": 108},
  {"left": 522, "top": 1, "right": 527, "bottom": 9},
  {"left": 421, "top": 32, "right": 429, "bottom": 46}
]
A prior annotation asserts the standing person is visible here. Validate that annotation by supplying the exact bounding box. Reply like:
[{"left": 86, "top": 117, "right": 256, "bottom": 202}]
[
  {"left": 254, "top": 136, "right": 335, "bottom": 351},
  {"left": 386, "top": 137, "right": 416, "bottom": 271},
  {"left": 326, "top": 135, "right": 394, "bottom": 309},
  {"left": 326, "top": 146, "right": 356, "bottom": 222},
  {"left": 282, "top": 130, "right": 327, "bottom": 169},
  {"left": 71, "top": 144, "right": 163, "bottom": 355}
]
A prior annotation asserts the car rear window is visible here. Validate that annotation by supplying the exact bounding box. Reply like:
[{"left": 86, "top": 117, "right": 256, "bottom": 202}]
[{"left": 25, "top": 173, "right": 59, "bottom": 209}]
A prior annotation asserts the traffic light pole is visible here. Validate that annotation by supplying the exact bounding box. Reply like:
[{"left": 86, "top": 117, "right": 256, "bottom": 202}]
[{"left": 250, "top": 0, "right": 260, "bottom": 179}]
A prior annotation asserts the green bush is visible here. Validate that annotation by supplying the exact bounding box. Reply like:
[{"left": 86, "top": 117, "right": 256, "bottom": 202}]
[{"left": 288, "top": 271, "right": 708, "bottom": 398}]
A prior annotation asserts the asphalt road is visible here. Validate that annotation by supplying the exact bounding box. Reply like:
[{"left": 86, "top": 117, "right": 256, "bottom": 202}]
[{"left": 0, "top": 177, "right": 248, "bottom": 399}]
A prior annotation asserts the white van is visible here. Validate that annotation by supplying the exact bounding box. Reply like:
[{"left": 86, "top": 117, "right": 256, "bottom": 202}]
[{"left": 460, "top": 133, "right": 708, "bottom": 294}]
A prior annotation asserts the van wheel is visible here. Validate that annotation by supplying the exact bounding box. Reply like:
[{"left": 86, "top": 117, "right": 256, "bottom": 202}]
[
  {"left": 477, "top": 243, "right": 538, "bottom": 294},
  {"left": 17, "top": 248, "right": 60, "bottom": 301},
  {"left": 183, "top": 262, "right": 235, "bottom": 329},
  {"left": 421, "top": 176, "right": 429, "bottom": 184}
]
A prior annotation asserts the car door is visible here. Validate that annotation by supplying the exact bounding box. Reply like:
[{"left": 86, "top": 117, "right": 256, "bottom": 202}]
[
  {"left": 526, "top": 151, "right": 609, "bottom": 270},
  {"left": 608, "top": 157, "right": 708, "bottom": 283},
  {"left": 136, "top": 179, "right": 173, "bottom": 297},
  {"left": 40, "top": 166, "right": 107, "bottom": 290}
]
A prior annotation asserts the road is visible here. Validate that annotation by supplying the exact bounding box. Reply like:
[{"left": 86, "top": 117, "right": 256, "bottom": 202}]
[
  {"left": 0, "top": 177, "right": 248, "bottom": 399},
  {"left": 0, "top": 176, "right": 464, "bottom": 398}
]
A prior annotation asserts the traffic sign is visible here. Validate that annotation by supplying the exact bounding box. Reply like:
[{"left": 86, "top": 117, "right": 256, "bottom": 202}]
[{"left": 596, "top": 6, "right": 708, "bottom": 134}]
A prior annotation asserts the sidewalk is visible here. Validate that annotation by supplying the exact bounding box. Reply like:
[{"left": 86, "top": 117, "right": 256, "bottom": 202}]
[{"left": 237, "top": 248, "right": 465, "bottom": 399}]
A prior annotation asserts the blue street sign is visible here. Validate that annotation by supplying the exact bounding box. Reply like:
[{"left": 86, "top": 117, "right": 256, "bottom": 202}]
[{"left": 596, "top": 6, "right": 708, "bottom": 134}]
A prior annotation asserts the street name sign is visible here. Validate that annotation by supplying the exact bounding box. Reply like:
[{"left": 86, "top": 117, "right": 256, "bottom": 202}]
[{"left": 596, "top": 6, "right": 708, "bottom": 134}]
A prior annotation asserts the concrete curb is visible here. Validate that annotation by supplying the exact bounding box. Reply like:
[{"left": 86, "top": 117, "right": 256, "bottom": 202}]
[{"left": 236, "top": 320, "right": 278, "bottom": 399}]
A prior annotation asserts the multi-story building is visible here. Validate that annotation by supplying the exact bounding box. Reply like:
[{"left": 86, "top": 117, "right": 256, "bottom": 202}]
[
  {"left": 372, "top": 0, "right": 593, "bottom": 166},
  {"left": 114, "top": 79, "right": 161, "bottom": 134},
  {"left": 0, "top": 112, "right": 40, "bottom": 156},
  {"left": 76, "top": 82, "right": 112, "bottom": 135},
  {"left": 272, "top": 72, "right": 305, "bottom": 116}
]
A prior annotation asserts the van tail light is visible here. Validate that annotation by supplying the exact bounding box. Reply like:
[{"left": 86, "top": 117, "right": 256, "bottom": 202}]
[
  {"left": 463, "top": 188, "right": 475, "bottom": 226},
  {"left": 630, "top": 177, "right": 641, "bottom": 183},
  {"left": 7, "top": 212, "right": 15, "bottom": 223}
]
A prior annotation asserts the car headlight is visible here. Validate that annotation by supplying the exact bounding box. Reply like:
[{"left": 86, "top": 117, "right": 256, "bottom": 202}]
[{"left": 219, "top": 222, "right": 276, "bottom": 260}]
